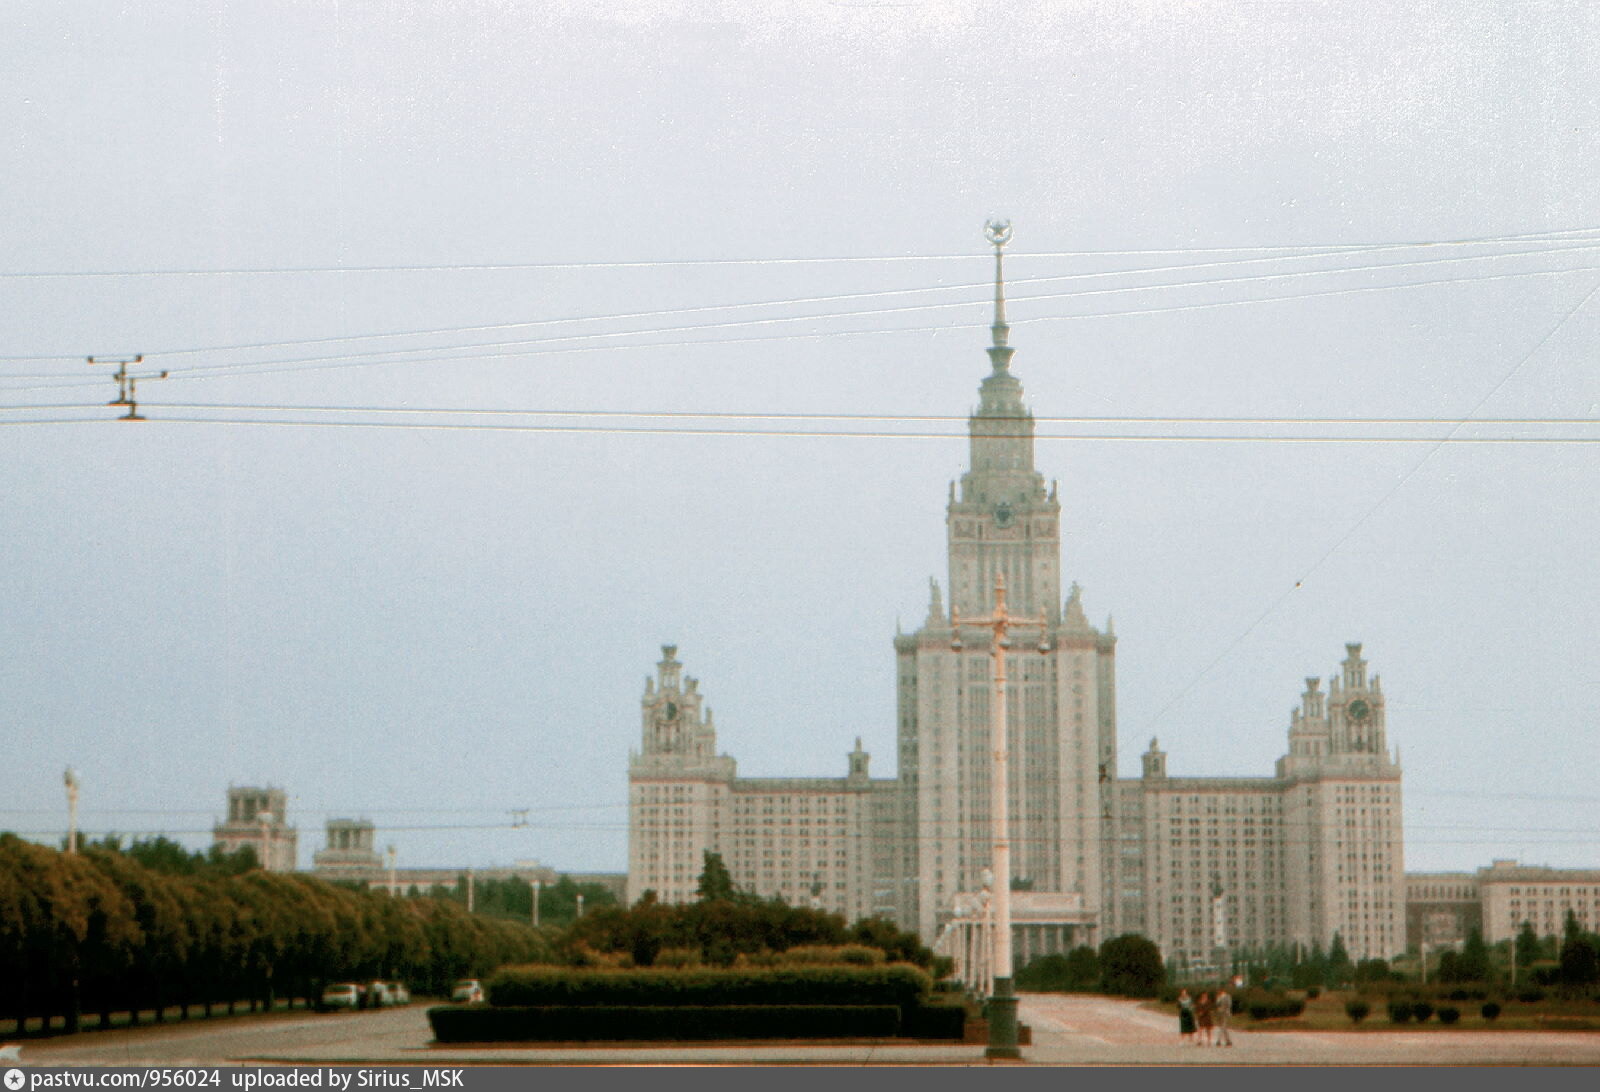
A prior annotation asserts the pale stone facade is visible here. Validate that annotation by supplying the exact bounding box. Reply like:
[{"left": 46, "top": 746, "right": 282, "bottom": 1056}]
[
  {"left": 1478, "top": 860, "right": 1600, "bottom": 943},
  {"left": 311, "top": 818, "right": 384, "bottom": 881},
  {"left": 627, "top": 645, "right": 898, "bottom": 917},
  {"left": 212, "top": 785, "right": 298, "bottom": 872},
  {"left": 625, "top": 234, "right": 1408, "bottom": 965},
  {"left": 1105, "top": 647, "right": 1406, "bottom": 966}
]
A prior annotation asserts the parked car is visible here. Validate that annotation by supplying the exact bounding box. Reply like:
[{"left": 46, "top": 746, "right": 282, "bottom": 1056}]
[
  {"left": 450, "top": 979, "right": 484, "bottom": 1003},
  {"left": 365, "top": 981, "right": 394, "bottom": 1008},
  {"left": 320, "top": 983, "right": 362, "bottom": 1011},
  {"left": 389, "top": 982, "right": 411, "bottom": 1005}
]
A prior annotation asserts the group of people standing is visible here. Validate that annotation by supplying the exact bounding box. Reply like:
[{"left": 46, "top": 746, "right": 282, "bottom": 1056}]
[{"left": 1175, "top": 985, "right": 1235, "bottom": 1047}]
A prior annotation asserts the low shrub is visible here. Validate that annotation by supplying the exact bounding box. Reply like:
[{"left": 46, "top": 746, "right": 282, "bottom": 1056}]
[
  {"left": 428, "top": 1004, "right": 902, "bottom": 1043},
  {"left": 1481, "top": 1001, "right": 1501, "bottom": 1021},
  {"left": 769, "top": 945, "right": 885, "bottom": 966},
  {"left": 488, "top": 965, "right": 932, "bottom": 1010},
  {"left": 900, "top": 1000, "right": 968, "bottom": 1040},
  {"left": 1345, "top": 1000, "right": 1371, "bottom": 1024},
  {"left": 1445, "top": 987, "right": 1487, "bottom": 1001},
  {"left": 1412, "top": 1001, "right": 1434, "bottom": 1023},
  {"left": 1516, "top": 988, "right": 1545, "bottom": 1003},
  {"left": 1246, "top": 997, "right": 1306, "bottom": 1021},
  {"left": 1387, "top": 1001, "right": 1413, "bottom": 1024},
  {"left": 1437, "top": 1006, "right": 1460, "bottom": 1025},
  {"left": 1306, "top": 987, "right": 1322, "bottom": 1000}
]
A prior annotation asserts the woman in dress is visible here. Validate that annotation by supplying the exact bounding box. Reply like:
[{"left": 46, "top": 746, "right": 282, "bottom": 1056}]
[
  {"left": 1195, "top": 990, "right": 1215, "bottom": 1046},
  {"left": 1177, "top": 987, "right": 1196, "bottom": 1044}
]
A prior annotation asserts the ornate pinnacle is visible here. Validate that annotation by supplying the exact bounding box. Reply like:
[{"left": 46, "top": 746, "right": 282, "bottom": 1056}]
[{"left": 983, "top": 219, "right": 1013, "bottom": 364}]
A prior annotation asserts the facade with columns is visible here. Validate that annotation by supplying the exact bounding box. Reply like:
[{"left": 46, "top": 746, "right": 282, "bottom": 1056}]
[{"left": 626, "top": 229, "right": 1406, "bottom": 966}]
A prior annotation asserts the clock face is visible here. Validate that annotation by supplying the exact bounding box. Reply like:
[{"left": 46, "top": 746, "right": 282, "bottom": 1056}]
[
  {"left": 994, "top": 503, "right": 1015, "bottom": 527},
  {"left": 1348, "top": 698, "right": 1370, "bottom": 722}
]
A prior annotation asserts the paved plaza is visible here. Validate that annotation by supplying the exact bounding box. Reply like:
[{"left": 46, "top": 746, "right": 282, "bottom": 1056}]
[{"left": 11, "top": 995, "right": 1600, "bottom": 1066}]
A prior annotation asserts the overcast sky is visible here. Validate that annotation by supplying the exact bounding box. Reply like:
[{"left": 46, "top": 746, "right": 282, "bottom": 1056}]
[{"left": 3, "top": 1, "right": 1597, "bottom": 878}]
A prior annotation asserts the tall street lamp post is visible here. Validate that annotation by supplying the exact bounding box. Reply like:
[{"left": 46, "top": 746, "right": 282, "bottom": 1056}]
[
  {"left": 953, "top": 571, "right": 1042, "bottom": 1061},
  {"left": 64, "top": 768, "right": 80, "bottom": 855}
]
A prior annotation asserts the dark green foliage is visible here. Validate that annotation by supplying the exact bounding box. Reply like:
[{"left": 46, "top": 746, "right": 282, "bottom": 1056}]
[
  {"left": 1098, "top": 934, "right": 1165, "bottom": 998},
  {"left": 1481, "top": 1001, "right": 1501, "bottom": 1021},
  {"left": 1445, "top": 987, "right": 1487, "bottom": 1001},
  {"left": 427, "top": 1003, "right": 902, "bottom": 1042},
  {"left": 562, "top": 896, "right": 942, "bottom": 973},
  {"left": 487, "top": 965, "right": 932, "bottom": 1009},
  {"left": 1387, "top": 1000, "right": 1413, "bottom": 1023},
  {"left": 1412, "top": 1000, "right": 1434, "bottom": 1023},
  {"left": 1326, "top": 932, "right": 1353, "bottom": 987},
  {"left": 1459, "top": 929, "right": 1491, "bottom": 983},
  {"left": 1516, "top": 987, "right": 1546, "bottom": 1003},
  {"left": 1515, "top": 921, "right": 1542, "bottom": 971},
  {"left": 1437, "top": 1005, "right": 1460, "bottom": 1025},
  {"left": 1353, "top": 958, "right": 1394, "bottom": 985},
  {"left": 0, "top": 834, "right": 551, "bottom": 1032},
  {"left": 1245, "top": 996, "right": 1306, "bottom": 1021},
  {"left": 900, "top": 1000, "right": 968, "bottom": 1040},
  {"left": 1015, "top": 946, "right": 1099, "bottom": 993},
  {"left": 695, "top": 852, "right": 737, "bottom": 902},
  {"left": 1558, "top": 931, "right": 1600, "bottom": 987},
  {"left": 1345, "top": 1000, "right": 1370, "bottom": 1024}
]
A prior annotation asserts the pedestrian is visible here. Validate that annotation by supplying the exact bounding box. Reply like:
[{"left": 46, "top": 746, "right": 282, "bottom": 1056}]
[
  {"left": 1195, "top": 990, "right": 1215, "bottom": 1046},
  {"left": 1215, "top": 986, "right": 1234, "bottom": 1047},
  {"left": 1177, "top": 988, "right": 1195, "bottom": 1044}
]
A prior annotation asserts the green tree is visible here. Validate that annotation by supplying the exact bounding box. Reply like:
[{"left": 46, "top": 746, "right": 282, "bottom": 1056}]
[
  {"left": 1327, "top": 932, "right": 1353, "bottom": 987},
  {"left": 1458, "top": 928, "right": 1490, "bottom": 983},
  {"left": 1515, "top": 921, "right": 1541, "bottom": 981},
  {"left": 1098, "top": 934, "right": 1164, "bottom": 998},
  {"left": 695, "top": 851, "right": 736, "bottom": 902}
]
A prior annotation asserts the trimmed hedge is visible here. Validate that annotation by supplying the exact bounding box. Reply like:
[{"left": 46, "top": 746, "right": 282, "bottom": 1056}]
[
  {"left": 1412, "top": 1001, "right": 1434, "bottom": 1023},
  {"left": 901, "top": 1001, "right": 968, "bottom": 1040},
  {"left": 1344, "top": 1000, "right": 1370, "bottom": 1024},
  {"left": 487, "top": 965, "right": 932, "bottom": 1010},
  {"left": 1481, "top": 1001, "right": 1501, "bottom": 1021},
  {"left": 1387, "top": 1001, "right": 1413, "bottom": 1024},
  {"left": 1245, "top": 996, "right": 1306, "bottom": 1021},
  {"left": 428, "top": 1004, "right": 901, "bottom": 1042},
  {"left": 1437, "top": 1006, "right": 1460, "bottom": 1025}
]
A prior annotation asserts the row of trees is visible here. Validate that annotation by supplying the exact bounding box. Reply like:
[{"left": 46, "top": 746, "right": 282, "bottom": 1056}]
[
  {"left": 423, "top": 873, "right": 619, "bottom": 926},
  {"left": 0, "top": 834, "right": 553, "bottom": 1034},
  {"left": 1015, "top": 936, "right": 1166, "bottom": 998},
  {"left": 546, "top": 852, "right": 948, "bottom": 973}
]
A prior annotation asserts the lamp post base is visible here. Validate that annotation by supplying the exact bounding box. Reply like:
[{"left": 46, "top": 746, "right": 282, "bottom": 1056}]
[{"left": 985, "top": 976, "right": 1023, "bottom": 1060}]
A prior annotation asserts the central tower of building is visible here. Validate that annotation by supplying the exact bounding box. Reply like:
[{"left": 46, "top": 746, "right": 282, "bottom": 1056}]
[{"left": 893, "top": 225, "right": 1117, "bottom": 941}]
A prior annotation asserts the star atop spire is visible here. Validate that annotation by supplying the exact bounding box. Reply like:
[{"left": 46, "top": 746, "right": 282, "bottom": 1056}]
[{"left": 983, "top": 219, "right": 1014, "bottom": 372}]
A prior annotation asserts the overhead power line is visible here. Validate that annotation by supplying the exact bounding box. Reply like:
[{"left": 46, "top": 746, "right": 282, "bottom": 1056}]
[
  {"left": 4, "top": 234, "right": 1598, "bottom": 373},
  {"left": 2, "top": 223, "right": 1596, "bottom": 281}
]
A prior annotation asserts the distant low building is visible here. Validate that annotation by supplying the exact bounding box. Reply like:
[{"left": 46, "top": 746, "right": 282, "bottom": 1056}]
[
  {"left": 1477, "top": 859, "right": 1600, "bottom": 943},
  {"left": 1405, "top": 871, "right": 1481, "bottom": 951},
  {"left": 212, "top": 786, "right": 297, "bottom": 872}
]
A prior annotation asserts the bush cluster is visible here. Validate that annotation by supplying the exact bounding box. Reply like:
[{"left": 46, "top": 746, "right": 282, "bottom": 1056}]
[
  {"left": 563, "top": 895, "right": 946, "bottom": 975},
  {"left": 1437, "top": 1006, "right": 1461, "bottom": 1025},
  {"left": 1244, "top": 994, "right": 1306, "bottom": 1021},
  {"left": 0, "top": 835, "right": 551, "bottom": 1033},
  {"left": 1344, "top": 1000, "right": 1371, "bottom": 1024},
  {"left": 486, "top": 965, "right": 933, "bottom": 1010},
  {"left": 1481, "top": 1001, "right": 1502, "bottom": 1021}
]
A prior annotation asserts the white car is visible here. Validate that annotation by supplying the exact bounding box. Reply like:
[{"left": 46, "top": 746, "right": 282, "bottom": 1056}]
[
  {"left": 450, "top": 979, "right": 484, "bottom": 1003},
  {"left": 320, "top": 983, "right": 361, "bottom": 1011},
  {"left": 366, "top": 981, "right": 394, "bottom": 1008},
  {"left": 389, "top": 982, "right": 411, "bottom": 1005}
]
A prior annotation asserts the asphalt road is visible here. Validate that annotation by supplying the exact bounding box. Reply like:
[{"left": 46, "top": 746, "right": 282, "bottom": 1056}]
[{"left": 10, "top": 996, "right": 1600, "bottom": 1066}]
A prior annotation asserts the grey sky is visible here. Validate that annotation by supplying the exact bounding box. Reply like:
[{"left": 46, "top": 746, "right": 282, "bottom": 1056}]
[{"left": 3, "top": 1, "right": 1597, "bottom": 876}]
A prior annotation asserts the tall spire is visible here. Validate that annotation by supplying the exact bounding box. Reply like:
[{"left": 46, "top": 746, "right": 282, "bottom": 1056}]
[{"left": 984, "top": 219, "right": 1015, "bottom": 373}]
